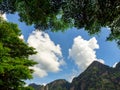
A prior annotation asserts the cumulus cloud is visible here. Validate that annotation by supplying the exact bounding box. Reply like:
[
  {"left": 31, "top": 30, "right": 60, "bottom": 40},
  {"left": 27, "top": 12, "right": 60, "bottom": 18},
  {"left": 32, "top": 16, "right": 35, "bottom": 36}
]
[
  {"left": 28, "top": 30, "right": 65, "bottom": 77},
  {"left": 69, "top": 36, "right": 104, "bottom": 71}
]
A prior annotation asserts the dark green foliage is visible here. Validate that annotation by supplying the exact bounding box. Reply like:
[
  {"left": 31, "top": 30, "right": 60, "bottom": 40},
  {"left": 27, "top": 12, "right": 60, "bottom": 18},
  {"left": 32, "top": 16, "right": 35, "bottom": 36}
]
[
  {"left": 0, "top": 0, "right": 120, "bottom": 46},
  {"left": 0, "top": 18, "right": 36, "bottom": 90},
  {"left": 0, "top": 0, "right": 16, "bottom": 14},
  {"left": 1, "top": 0, "right": 118, "bottom": 29},
  {"left": 62, "top": 0, "right": 120, "bottom": 46},
  {"left": 0, "top": 0, "right": 72, "bottom": 31},
  {"left": 62, "top": 0, "right": 120, "bottom": 30}
]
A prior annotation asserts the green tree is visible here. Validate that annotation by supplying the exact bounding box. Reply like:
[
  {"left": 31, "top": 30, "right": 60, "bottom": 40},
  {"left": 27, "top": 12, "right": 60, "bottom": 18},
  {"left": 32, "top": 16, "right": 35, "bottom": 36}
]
[
  {"left": 0, "top": 0, "right": 72, "bottom": 31},
  {"left": 62, "top": 0, "right": 120, "bottom": 46},
  {"left": 0, "top": 0, "right": 120, "bottom": 44},
  {"left": 0, "top": 18, "right": 36, "bottom": 90}
]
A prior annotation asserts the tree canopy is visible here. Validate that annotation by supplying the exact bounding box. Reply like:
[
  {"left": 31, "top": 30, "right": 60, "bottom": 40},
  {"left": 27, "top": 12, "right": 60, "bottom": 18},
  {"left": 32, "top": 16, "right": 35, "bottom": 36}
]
[
  {"left": 0, "top": 0, "right": 119, "bottom": 46},
  {"left": 62, "top": 0, "right": 120, "bottom": 46},
  {"left": 0, "top": 0, "right": 72, "bottom": 31},
  {"left": 0, "top": 18, "right": 36, "bottom": 90},
  {"left": 0, "top": 0, "right": 119, "bottom": 33}
]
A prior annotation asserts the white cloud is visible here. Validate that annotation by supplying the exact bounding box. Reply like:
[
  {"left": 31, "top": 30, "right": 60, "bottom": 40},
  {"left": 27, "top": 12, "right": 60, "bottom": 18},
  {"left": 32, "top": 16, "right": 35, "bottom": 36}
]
[
  {"left": 29, "top": 66, "right": 47, "bottom": 77},
  {"left": 27, "top": 30, "right": 64, "bottom": 77},
  {"left": 113, "top": 62, "right": 118, "bottom": 68},
  {"left": 19, "top": 34, "right": 24, "bottom": 40},
  {"left": 0, "top": 13, "right": 7, "bottom": 20},
  {"left": 69, "top": 36, "right": 104, "bottom": 71},
  {"left": 67, "top": 69, "right": 79, "bottom": 82}
]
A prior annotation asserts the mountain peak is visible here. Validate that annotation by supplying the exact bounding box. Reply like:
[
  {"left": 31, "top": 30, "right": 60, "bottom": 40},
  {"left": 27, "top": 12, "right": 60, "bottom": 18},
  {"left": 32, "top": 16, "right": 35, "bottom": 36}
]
[
  {"left": 84, "top": 61, "right": 109, "bottom": 73},
  {"left": 91, "top": 60, "right": 102, "bottom": 64},
  {"left": 89, "top": 61, "right": 104, "bottom": 67}
]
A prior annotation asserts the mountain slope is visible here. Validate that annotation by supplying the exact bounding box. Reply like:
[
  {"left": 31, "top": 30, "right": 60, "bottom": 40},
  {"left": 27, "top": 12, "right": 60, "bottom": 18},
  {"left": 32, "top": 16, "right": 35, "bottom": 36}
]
[
  {"left": 71, "top": 61, "right": 120, "bottom": 90},
  {"left": 29, "top": 79, "right": 70, "bottom": 90},
  {"left": 46, "top": 79, "right": 70, "bottom": 90},
  {"left": 29, "top": 83, "right": 44, "bottom": 90},
  {"left": 29, "top": 61, "right": 120, "bottom": 90}
]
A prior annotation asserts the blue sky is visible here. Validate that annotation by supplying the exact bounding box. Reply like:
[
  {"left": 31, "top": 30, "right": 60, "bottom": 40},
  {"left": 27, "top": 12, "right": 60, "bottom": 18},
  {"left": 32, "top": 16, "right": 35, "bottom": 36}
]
[{"left": 6, "top": 13, "right": 120, "bottom": 85}]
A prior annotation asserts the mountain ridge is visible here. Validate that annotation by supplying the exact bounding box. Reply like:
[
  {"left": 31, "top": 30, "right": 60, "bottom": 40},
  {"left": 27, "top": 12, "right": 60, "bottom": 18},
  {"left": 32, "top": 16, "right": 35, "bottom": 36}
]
[{"left": 29, "top": 61, "right": 120, "bottom": 90}]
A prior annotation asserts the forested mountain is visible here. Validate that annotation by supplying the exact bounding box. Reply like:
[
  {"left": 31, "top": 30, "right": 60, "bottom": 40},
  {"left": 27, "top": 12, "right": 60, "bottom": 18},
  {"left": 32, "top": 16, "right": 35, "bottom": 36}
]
[
  {"left": 29, "top": 61, "right": 120, "bottom": 90},
  {"left": 70, "top": 61, "right": 120, "bottom": 90},
  {"left": 29, "top": 79, "right": 70, "bottom": 90}
]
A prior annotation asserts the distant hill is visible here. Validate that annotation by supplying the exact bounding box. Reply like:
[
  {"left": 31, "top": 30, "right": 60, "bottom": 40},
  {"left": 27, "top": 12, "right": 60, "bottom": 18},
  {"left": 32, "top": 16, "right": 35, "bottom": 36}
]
[
  {"left": 29, "top": 83, "right": 44, "bottom": 90},
  {"left": 29, "top": 79, "right": 70, "bottom": 90},
  {"left": 29, "top": 61, "right": 120, "bottom": 90},
  {"left": 46, "top": 79, "right": 70, "bottom": 90}
]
